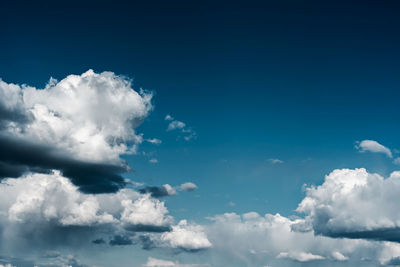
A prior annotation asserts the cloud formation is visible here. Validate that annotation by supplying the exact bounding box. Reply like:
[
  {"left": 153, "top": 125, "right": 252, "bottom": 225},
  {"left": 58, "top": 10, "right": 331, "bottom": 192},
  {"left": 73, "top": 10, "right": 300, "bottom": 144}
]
[
  {"left": 161, "top": 220, "right": 212, "bottom": 251},
  {"left": 165, "top": 115, "right": 196, "bottom": 141},
  {"left": 297, "top": 168, "right": 400, "bottom": 242},
  {"left": 356, "top": 140, "right": 392, "bottom": 158},
  {"left": 0, "top": 70, "right": 152, "bottom": 193}
]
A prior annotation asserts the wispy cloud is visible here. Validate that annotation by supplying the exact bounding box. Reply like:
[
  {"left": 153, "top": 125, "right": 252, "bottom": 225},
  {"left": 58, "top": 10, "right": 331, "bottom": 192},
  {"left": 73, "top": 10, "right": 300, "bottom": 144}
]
[{"left": 355, "top": 140, "right": 392, "bottom": 158}]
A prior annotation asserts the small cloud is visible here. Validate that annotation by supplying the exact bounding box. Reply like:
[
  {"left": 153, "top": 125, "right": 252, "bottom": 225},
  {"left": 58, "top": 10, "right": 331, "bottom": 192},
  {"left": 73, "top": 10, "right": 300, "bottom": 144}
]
[
  {"left": 165, "top": 114, "right": 196, "bottom": 141},
  {"left": 268, "top": 158, "right": 284, "bottom": 164},
  {"left": 277, "top": 251, "right": 325, "bottom": 262},
  {"left": 139, "top": 184, "right": 176, "bottom": 198},
  {"left": 331, "top": 251, "right": 349, "bottom": 261},
  {"left": 228, "top": 201, "right": 236, "bottom": 207},
  {"left": 179, "top": 182, "right": 198, "bottom": 192},
  {"left": 146, "top": 138, "right": 162, "bottom": 145},
  {"left": 92, "top": 238, "right": 106, "bottom": 245},
  {"left": 149, "top": 158, "right": 158, "bottom": 164},
  {"left": 355, "top": 139, "right": 392, "bottom": 158},
  {"left": 165, "top": 114, "right": 174, "bottom": 121},
  {"left": 394, "top": 157, "right": 400, "bottom": 165},
  {"left": 109, "top": 235, "right": 133, "bottom": 246}
]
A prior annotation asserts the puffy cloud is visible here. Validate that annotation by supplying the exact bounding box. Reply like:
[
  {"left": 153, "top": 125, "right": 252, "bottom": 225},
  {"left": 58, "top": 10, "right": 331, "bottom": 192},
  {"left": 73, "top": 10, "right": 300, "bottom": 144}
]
[
  {"left": 139, "top": 185, "right": 177, "bottom": 198},
  {"left": 356, "top": 140, "right": 392, "bottom": 158},
  {"left": 0, "top": 70, "right": 153, "bottom": 193},
  {"left": 179, "top": 182, "right": 197, "bottom": 192},
  {"left": 297, "top": 168, "right": 400, "bottom": 242},
  {"left": 276, "top": 251, "right": 325, "bottom": 262},
  {"left": 2, "top": 70, "right": 152, "bottom": 163},
  {"left": 167, "top": 120, "right": 186, "bottom": 131},
  {"left": 0, "top": 171, "right": 175, "bottom": 253},
  {"left": 161, "top": 220, "right": 212, "bottom": 251},
  {"left": 205, "top": 211, "right": 377, "bottom": 266},
  {"left": 331, "top": 251, "right": 349, "bottom": 261}
]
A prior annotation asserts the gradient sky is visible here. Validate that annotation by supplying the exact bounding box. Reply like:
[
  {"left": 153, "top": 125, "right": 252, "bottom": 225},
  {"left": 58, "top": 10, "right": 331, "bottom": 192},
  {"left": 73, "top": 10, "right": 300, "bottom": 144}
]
[{"left": 1, "top": 1, "right": 400, "bottom": 267}]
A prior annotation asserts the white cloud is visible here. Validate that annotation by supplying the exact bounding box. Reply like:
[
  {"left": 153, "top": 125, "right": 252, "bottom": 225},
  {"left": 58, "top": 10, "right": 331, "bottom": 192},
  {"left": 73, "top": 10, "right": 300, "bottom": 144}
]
[
  {"left": 0, "top": 70, "right": 152, "bottom": 164},
  {"left": 267, "top": 158, "right": 283, "bottom": 164},
  {"left": 161, "top": 220, "right": 212, "bottom": 251},
  {"left": 149, "top": 158, "right": 159, "bottom": 164},
  {"left": 179, "top": 182, "right": 197, "bottom": 192},
  {"left": 277, "top": 251, "right": 325, "bottom": 262},
  {"left": 121, "top": 194, "right": 173, "bottom": 228},
  {"left": 167, "top": 120, "right": 185, "bottom": 131},
  {"left": 332, "top": 251, "right": 349, "bottom": 261},
  {"left": 0, "top": 171, "right": 173, "bottom": 229},
  {"left": 205, "top": 211, "right": 377, "bottom": 266},
  {"left": 143, "top": 257, "right": 209, "bottom": 267},
  {"left": 146, "top": 138, "right": 162, "bottom": 145},
  {"left": 356, "top": 140, "right": 392, "bottom": 158},
  {"left": 165, "top": 114, "right": 196, "bottom": 141},
  {"left": 297, "top": 168, "right": 400, "bottom": 241},
  {"left": 394, "top": 157, "right": 400, "bottom": 165}
]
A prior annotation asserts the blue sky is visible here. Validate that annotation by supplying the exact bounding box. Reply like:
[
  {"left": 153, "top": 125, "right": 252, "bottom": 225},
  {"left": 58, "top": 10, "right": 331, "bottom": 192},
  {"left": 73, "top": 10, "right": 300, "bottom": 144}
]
[{"left": 1, "top": 1, "right": 400, "bottom": 266}]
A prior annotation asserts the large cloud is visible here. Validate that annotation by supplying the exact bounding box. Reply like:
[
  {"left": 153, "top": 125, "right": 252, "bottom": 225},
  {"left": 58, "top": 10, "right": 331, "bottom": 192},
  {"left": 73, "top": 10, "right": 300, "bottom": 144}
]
[
  {"left": 204, "top": 211, "right": 383, "bottom": 266},
  {"left": 297, "top": 168, "right": 400, "bottom": 242},
  {"left": 0, "top": 171, "right": 175, "bottom": 253},
  {"left": 0, "top": 70, "right": 152, "bottom": 193}
]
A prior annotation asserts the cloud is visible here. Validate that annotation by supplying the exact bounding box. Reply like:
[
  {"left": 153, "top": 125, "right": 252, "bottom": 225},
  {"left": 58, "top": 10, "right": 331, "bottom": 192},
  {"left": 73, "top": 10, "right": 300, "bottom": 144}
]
[
  {"left": 161, "top": 220, "right": 212, "bottom": 251},
  {"left": 0, "top": 70, "right": 153, "bottom": 193},
  {"left": 297, "top": 168, "right": 400, "bottom": 242},
  {"left": 205, "top": 211, "right": 378, "bottom": 266},
  {"left": 147, "top": 138, "right": 162, "bottom": 145},
  {"left": 143, "top": 257, "right": 210, "bottom": 267},
  {"left": 109, "top": 235, "right": 133, "bottom": 246},
  {"left": 179, "top": 182, "right": 197, "bottom": 192},
  {"left": 0, "top": 171, "right": 176, "bottom": 254},
  {"left": 165, "top": 115, "right": 196, "bottom": 141},
  {"left": 267, "top": 158, "right": 284, "bottom": 164},
  {"left": 140, "top": 183, "right": 197, "bottom": 198},
  {"left": 139, "top": 185, "right": 177, "bottom": 198},
  {"left": 276, "top": 251, "right": 325, "bottom": 262},
  {"left": 149, "top": 158, "right": 159, "bottom": 164},
  {"left": 356, "top": 140, "right": 392, "bottom": 158}
]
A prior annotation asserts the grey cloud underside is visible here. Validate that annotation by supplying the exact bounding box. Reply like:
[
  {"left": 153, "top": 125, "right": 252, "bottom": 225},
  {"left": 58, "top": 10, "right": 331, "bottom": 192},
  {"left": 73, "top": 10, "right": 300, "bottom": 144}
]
[
  {"left": 0, "top": 135, "right": 128, "bottom": 193},
  {"left": 109, "top": 235, "right": 133, "bottom": 246},
  {"left": 318, "top": 227, "right": 400, "bottom": 243},
  {"left": 139, "top": 186, "right": 172, "bottom": 198}
]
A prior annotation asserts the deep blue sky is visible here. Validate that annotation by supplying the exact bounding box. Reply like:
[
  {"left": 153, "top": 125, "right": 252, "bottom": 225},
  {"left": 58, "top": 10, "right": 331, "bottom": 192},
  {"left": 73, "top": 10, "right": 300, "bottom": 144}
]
[{"left": 1, "top": 0, "right": 400, "bottom": 219}]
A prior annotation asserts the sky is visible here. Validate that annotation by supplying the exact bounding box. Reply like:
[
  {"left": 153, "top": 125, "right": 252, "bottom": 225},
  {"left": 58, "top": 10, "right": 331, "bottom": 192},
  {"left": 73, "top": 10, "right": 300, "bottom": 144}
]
[{"left": 1, "top": 1, "right": 400, "bottom": 266}]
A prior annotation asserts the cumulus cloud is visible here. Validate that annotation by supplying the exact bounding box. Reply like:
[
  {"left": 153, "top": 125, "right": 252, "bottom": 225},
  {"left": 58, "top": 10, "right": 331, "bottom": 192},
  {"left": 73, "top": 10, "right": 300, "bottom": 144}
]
[
  {"left": 0, "top": 171, "right": 176, "bottom": 253},
  {"left": 0, "top": 70, "right": 153, "bottom": 193},
  {"left": 297, "top": 168, "right": 400, "bottom": 242},
  {"left": 161, "top": 220, "right": 212, "bottom": 251},
  {"left": 205, "top": 211, "right": 379, "bottom": 266},
  {"left": 356, "top": 140, "right": 392, "bottom": 158},
  {"left": 179, "top": 182, "right": 198, "bottom": 192}
]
